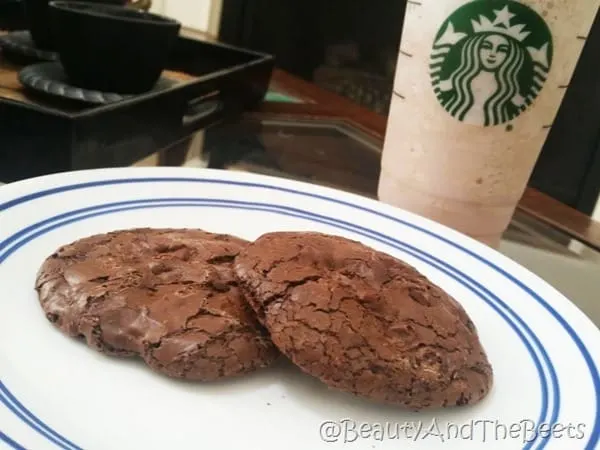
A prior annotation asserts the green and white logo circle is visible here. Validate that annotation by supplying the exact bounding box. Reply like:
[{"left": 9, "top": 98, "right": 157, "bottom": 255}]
[{"left": 430, "top": 0, "right": 553, "bottom": 126}]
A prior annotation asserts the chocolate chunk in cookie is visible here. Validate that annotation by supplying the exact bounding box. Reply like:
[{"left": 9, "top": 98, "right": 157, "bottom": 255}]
[
  {"left": 36, "top": 228, "right": 278, "bottom": 381},
  {"left": 234, "top": 231, "right": 493, "bottom": 409}
]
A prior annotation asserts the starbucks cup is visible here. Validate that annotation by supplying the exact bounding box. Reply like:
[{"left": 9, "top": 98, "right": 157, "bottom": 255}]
[{"left": 378, "top": 0, "right": 599, "bottom": 247}]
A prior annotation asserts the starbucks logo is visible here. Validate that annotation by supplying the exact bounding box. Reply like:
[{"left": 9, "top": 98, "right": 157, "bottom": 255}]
[{"left": 430, "top": 0, "right": 553, "bottom": 126}]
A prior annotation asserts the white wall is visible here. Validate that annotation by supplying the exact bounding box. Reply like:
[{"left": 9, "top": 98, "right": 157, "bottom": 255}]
[
  {"left": 593, "top": 196, "right": 600, "bottom": 222},
  {"left": 151, "top": 0, "right": 221, "bottom": 35}
]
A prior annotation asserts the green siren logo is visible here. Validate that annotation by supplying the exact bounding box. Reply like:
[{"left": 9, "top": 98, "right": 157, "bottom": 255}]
[{"left": 430, "top": 1, "right": 553, "bottom": 126}]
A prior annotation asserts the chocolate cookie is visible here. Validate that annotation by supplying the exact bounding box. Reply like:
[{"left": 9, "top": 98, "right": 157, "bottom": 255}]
[
  {"left": 234, "top": 231, "right": 493, "bottom": 409},
  {"left": 35, "top": 228, "right": 278, "bottom": 380}
]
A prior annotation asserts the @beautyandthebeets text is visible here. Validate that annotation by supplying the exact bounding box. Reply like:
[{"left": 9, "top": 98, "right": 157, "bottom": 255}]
[{"left": 319, "top": 418, "right": 586, "bottom": 443}]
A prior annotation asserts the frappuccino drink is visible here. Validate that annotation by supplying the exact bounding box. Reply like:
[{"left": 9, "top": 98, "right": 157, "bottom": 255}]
[{"left": 378, "top": 0, "right": 599, "bottom": 247}]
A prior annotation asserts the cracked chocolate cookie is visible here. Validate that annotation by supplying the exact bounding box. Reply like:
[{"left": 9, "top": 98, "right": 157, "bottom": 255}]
[
  {"left": 35, "top": 228, "right": 278, "bottom": 380},
  {"left": 234, "top": 231, "right": 493, "bottom": 409}
]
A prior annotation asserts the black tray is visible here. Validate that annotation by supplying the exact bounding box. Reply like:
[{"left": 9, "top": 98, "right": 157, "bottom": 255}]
[{"left": 0, "top": 26, "right": 274, "bottom": 183}]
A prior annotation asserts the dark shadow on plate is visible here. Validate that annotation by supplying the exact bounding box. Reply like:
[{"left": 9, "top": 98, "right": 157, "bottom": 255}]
[
  {"left": 86, "top": 347, "right": 289, "bottom": 395},
  {"left": 275, "top": 358, "right": 492, "bottom": 425},
  {"left": 70, "top": 332, "right": 493, "bottom": 424}
]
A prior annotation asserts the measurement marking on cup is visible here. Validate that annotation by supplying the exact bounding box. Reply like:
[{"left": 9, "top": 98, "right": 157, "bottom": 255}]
[
  {"left": 558, "top": 85, "right": 569, "bottom": 89},
  {"left": 542, "top": 124, "right": 552, "bottom": 129},
  {"left": 407, "top": 0, "right": 422, "bottom": 5},
  {"left": 393, "top": 91, "right": 405, "bottom": 100},
  {"left": 577, "top": 36, "right": 587, "bottom": 40},
  {"left": 399, "top": 49, "right": 413, "bottom": 58}
]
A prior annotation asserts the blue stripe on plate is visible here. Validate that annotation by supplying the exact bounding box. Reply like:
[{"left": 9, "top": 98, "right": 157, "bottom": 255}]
[
  {"left": 0, "top": 197, "right": 558, "bottom": 450},
  {"left": 0, "top": 430, "right": 27, "bottom": 450}
]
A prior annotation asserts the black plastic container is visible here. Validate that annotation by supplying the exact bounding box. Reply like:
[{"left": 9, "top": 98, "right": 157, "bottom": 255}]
[
  {"left": 0, "top": 32, "right": 275, "bottom": 183},
  {"left": 49, "top": 1, "right": 180, "bottom": 93},
  {"left": 24, "top": 0, "right": 125, "bottom": 50}
]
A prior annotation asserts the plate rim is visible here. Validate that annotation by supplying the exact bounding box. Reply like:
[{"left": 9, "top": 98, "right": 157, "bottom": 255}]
[{"left": 0, "top": 167, "right": 598, "bottom": 449}]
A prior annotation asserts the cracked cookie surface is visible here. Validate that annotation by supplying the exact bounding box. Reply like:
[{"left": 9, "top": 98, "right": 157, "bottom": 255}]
[
  {"left": 234, "top": 231, "right": 493, "bottom": 409},
  {"left": 35, "top": 228, "right": 278, "bottom": 380}
]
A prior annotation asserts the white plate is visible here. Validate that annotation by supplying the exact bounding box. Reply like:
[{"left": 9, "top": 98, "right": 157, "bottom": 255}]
[{"left": 0, "top": 167, "right": 599, "bottom": 450}]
